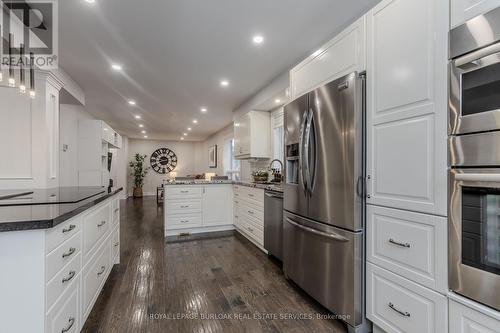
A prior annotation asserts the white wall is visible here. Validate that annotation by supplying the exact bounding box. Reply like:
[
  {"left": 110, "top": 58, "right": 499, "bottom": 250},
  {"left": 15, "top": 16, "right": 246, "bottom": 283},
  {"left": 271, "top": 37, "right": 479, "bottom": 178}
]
[
  {"left": 59, "top": 104, "right": 95, "bottom": 187},
  {"left": 127, "top": 139, "right": 197, "bottom": 196},
  {"left": 194, "top": 124, "right": 234, "bottom": 176}
]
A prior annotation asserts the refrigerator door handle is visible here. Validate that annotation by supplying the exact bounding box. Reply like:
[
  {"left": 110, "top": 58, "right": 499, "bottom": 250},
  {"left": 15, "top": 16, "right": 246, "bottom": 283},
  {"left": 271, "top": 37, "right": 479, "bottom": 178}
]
[
  {"left": 285, "top": 217, "right": 349, "bottom": 242},
  {"left": 308, "top": 109, "right": 317, "bottom": 194},
  {"left": 304, "top": 109, "right": 314, "bottom": 195},
  {"left": 299, "top": 110, "right": 309, "bottom": 194}
]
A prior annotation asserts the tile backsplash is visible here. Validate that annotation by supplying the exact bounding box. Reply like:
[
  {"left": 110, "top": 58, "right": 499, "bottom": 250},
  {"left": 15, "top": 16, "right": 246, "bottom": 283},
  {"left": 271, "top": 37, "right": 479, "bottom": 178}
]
[{"left": 240, "top": 159, "right": 270, "bottom": 181}]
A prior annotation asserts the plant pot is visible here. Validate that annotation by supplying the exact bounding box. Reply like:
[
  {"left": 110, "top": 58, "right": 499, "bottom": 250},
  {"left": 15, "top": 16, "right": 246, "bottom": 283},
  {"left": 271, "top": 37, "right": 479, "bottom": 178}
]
[
  {"left": 253, "top": 176, "right": 268, "bottom": 183},
  {"left": 133, "top": 187, "right": 143, "bottom": 198}
]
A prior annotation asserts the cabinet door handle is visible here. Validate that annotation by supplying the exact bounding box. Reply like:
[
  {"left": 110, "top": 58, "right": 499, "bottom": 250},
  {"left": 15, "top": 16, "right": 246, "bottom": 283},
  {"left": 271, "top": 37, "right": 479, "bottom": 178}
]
[
  {"left": 61, "top": 317, "right": 75, "bottom": 333},
  {"left": 247, "top": 227, "right": 254, "bottom": 232},
  {"left": 388, "top": 302, "right": 411, "bottom": 317},
  {"left": 248, "top": 210, "right": 254, "bottom": 215},
  {"left": 97, "top": 221, "right": 106, "bottom": 227},
  {"left": 114, "top": 208, "right": 119, "bottom": 213},
  {"left": 389, "top": 238, "right": 411, "bottom": 248},
  {"left": 62, "top": 247, "right": 76, "bottom": 258},
  {"left": 114, "top": 242, "right": 120, "bottom": 247},
  {"left": 97, "top": 266, "right": 106, "bottom": 276},
  {"left": 62, "top": 271, "right": 76, "bottom": 284},
  {"left": 62, "top": 224, "right": 76, "bottom": 234}
]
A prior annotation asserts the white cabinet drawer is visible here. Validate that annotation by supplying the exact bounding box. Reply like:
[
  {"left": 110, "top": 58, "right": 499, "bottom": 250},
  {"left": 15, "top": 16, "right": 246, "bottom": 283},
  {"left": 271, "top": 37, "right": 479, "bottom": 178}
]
[
  {"left": 46, "top": 252, "right": 81, "bottom": 310},
  {"left": 46, "top": 231, "right": 82, "bottom": 282},
  {"left": 449, "top": 298, "right": 500, "bottom": 333},
  {"left": 167, "top": 214, "right": 202, "bottom": 230},
  {"left": 46, "top": 275, "right": 80, "bottom": 333},
  {"left": 83, "top": 203, "right": 111, "bottom": 256},
  {"left": 166, "top": 199, "right": 202, "bottom": 215},
  {"left": 367, "top": 205, "right": 447, "bottom": 292},
  {"left": 165, "top": 186, "right": 202, "bottom": 199},
  {"left": 239, "top": 202, "right": 264, "bottom": 223},
  {"left": 111, "top": 226, "right": 120, "bottom": 260},
  {"left": 112, "top": 198, "right": 120, "bottom": 226},
  {"left": 367, "top": 263, "right": 447, "bottom": 333},
  {"left": 82, "top": 241, "right": 111, "bottom": 317},
  {"left": 240, "top": 187, "right": 264, "bottom": 207},
  {"left": 46, "top": 216, "right": 82, "bottom": 254}
]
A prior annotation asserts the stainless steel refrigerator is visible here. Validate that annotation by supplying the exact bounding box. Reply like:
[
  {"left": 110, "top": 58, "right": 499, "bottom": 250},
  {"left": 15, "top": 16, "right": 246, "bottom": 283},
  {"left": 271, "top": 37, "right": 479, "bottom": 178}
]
[{"left": 283, "top": 72, "right": 369, "bottom": 333}]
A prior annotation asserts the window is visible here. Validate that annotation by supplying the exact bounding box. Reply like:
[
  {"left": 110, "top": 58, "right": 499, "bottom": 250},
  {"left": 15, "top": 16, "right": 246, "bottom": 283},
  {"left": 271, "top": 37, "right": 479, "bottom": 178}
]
[
  {"left": 271, "top": 108, "right": 284, "bottom": 167},
  {"left": 224, "top": 138, "right": 240, "bottom": 179}
]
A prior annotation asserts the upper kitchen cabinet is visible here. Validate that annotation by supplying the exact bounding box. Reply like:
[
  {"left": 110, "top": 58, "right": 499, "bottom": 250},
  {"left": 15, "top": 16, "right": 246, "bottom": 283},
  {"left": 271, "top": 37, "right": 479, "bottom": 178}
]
[
  {"left": 289, "top": 16, "right": 366, "bottom": 99},
  {"left": 451, "top": 0, "right": 500, "bottom": 28},
  {"left": 365, "top": 0, "right": 448, "bottom": 216},
  {"left": 234, "top": 111, "right": 271, "bottom": 159}
]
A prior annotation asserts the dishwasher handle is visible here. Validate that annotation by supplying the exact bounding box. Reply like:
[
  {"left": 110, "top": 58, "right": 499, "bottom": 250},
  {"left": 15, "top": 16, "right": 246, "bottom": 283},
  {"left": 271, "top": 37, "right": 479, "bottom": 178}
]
[
  {"left": 265, "top": 192, "right": 283, "bottom": 199},
  {"left": 285, "top": 217, "right": 349, "bottom": 242}
]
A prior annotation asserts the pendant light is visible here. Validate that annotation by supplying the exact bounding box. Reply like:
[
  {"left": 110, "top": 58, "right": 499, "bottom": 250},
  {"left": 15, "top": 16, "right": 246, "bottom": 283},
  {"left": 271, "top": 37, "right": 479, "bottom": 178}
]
[
  {"left": 8, "top": 33, "right": 15, "bottom": 87},
  {"left": 29, "top": 52, "right": 35, "bottom": 98},
  {"left": 19, "top": 43, "right": 25, "bottom": 93}
]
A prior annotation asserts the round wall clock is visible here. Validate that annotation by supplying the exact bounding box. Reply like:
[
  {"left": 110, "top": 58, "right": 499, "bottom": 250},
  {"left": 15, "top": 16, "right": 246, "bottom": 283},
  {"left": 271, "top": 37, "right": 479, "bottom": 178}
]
[{"left": 150, "top": 148, "right": 177, "bottom": 174}]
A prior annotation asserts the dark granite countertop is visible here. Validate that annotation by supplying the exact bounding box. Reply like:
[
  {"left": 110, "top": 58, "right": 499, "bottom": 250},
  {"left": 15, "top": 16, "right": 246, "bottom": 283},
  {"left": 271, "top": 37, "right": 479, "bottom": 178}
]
[
  {"left": 163, "top": 180, "right": 283, "bottom": 193},
  {"left": 0, "top": 187, "right": 123, "bottom": 232}
]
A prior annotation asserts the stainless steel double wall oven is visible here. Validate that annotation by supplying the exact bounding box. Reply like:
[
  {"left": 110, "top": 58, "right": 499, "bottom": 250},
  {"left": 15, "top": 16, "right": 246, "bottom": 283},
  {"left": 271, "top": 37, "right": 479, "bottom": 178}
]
[{"left": 449, "top": 6, "right": 500, "bottom": 311}]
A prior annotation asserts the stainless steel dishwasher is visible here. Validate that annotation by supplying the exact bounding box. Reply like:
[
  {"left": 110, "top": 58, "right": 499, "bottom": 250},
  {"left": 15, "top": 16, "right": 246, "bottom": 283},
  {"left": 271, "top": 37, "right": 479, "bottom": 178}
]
[{"left": 264, "top": 190, "right": 284, "bottom": 260}]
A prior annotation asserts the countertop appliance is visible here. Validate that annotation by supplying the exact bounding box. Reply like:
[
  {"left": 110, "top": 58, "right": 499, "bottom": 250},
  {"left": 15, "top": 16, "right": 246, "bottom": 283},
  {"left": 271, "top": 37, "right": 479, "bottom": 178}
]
[
  {"left": 264, "top": 189, "right": 283, "bottom": 260},
  {"left": 449, "top": 7, "right": 500, "bottom": 311},
  {"left": 283, "top": 72, "right": 368, "bottom": 332}
]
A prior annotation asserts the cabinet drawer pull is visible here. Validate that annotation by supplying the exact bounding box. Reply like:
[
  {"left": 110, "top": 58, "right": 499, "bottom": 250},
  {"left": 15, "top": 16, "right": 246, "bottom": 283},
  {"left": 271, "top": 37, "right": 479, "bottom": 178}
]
[
  {"left": 180, "top": 190, "right": 189, "bottom": 193},
  {"left": 62, "top": 224, "right": 76, "bottom": 234},
  {"left": 62, "top": 271, "right": 76, "bottom": 284},
  {"left": 388, "top": 238, "right": 411, "bottom": 248},
  {"left": 247, "top": 227, "right": 254, "bottom": 232},
  {"left": 388, "top": 302, "right": 411, "bottom": 317},
  {"left": 97, "top": 221, "right": 106, "bottom": 227},
  {"left": 62, "top": 247, "right": 76, "bottom": 258},
  {"left": 180, "top": 205, "right": 189, "bottom": 208},
  {"left": 97, "top": 266, "right": 106, "bottom": 276},
  {"left": 61, "top": 317, "right": 75, "bottom": 333},
  {"left": 180, "top": 220, "right": 189, "bottom": 223},
  {"left": 235, "top": 215, "right": 238, "bottom": 218},
  {"left": 248, "top": 210, "right": 254, "bottom": 215},
  {"left": 234, "top": 193, "right": 239, "bottom": 196},
  {"left": 114, "top": 242, "right": 120, "bottom": 247},
  {"left": 248, "top": 194, "right": 254, "bottom": 197},
  {"left": 234, "top": 200, "right": 239, "bottom": 204},
  {"left": 114, "top": 208, "right": 119, "bottom": 213}
]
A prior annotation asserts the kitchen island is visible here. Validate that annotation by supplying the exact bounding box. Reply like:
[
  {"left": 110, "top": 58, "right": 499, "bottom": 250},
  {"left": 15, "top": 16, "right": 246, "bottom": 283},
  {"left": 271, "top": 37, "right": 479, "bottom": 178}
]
[
  {"left": 0, "top": 186, "right": 122, "bottom": 333},
  {"left": 164, "top": 180, "right": 282, "bottom": 251}
]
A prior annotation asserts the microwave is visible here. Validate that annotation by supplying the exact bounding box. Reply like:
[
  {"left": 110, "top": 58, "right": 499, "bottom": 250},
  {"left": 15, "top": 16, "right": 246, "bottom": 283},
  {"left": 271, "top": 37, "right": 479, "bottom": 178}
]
[{"left": 449, "top": 6, "right": 500, "bottom": 135}]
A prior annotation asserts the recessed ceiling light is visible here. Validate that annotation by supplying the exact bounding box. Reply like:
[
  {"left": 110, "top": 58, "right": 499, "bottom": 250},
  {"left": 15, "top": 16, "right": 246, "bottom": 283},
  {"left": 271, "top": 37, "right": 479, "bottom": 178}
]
[
  {"left": 201, "top": 107, "right": 207, "bottom": 113},
  {"left": 85, "top": 0, "right": 95, "bottom": 3},
  {"left": 134, "top": 115, "right": 141, "bottom": 119},
  {"left": 111, "top": 63, "right": 123, "bottom": 71},
  {"left": 220, "top": 80, "right": 229, "bottom": 87},
  {"left": 183, "top": 133, "right": 188, "bottom": 136},
  {"left": 187, "top": 127, "right": 192, "bottom": 131},
  {"left": 141, "top": 130, "right": 146, "bottom": 134},
  {"left": 275, "top": 99, "right": 281, "bottom": 104},
  {"left": 138, "top": 124, "right": 144, "bottom": 128},
  {"left": 252, "top": 35, "right": 264, "bottom": 44},
  {"left": 144, "top": 135, "right": 148, "bottom": 139},
  {"left": 128, "top": 100, "right": 136, "bottom": 105},
  {"left": 180, "top": 137, "right": 185, "bottom": 140},
  {"left": 192, "top": 119, "right": 198, "bottom": 124}
]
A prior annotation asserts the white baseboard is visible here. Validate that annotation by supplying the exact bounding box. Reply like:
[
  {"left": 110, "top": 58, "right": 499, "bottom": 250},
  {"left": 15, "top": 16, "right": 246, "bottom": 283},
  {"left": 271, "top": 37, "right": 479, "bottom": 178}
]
[{"left": 165, "top": 225, "right": 234, "bottom": 237}]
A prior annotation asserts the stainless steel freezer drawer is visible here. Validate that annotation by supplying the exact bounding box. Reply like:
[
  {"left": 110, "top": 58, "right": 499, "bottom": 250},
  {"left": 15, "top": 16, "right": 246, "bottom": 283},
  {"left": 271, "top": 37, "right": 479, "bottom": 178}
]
[{"left": 283, "top": 211, "right": 363, "bottom": 328}]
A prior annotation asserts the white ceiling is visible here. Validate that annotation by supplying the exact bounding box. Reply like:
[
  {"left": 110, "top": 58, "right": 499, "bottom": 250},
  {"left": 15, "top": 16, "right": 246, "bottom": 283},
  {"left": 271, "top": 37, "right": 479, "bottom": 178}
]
[{"left": 59, "top": 0, "right": 377, "bottom": 141}]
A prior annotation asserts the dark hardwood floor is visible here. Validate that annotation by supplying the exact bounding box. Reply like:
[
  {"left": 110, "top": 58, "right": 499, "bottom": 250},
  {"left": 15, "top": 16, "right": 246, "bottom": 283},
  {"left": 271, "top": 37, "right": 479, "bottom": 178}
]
[{"left": 82, "top": 197, "right": 347, "bottom": 333}]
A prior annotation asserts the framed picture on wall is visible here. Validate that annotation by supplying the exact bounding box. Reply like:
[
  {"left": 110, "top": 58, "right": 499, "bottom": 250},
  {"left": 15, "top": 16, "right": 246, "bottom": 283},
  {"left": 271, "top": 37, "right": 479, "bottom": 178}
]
[{"left": 208, "top": 145, "right": 217, "bottom": 168}]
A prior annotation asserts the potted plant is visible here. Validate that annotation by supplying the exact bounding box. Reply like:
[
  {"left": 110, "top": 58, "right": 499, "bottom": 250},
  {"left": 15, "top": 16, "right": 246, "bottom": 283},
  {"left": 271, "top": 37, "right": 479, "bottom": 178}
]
[
  {"left": 129, "top": 153, "right": 149, "bottom": 198},
  {"left": 251, "top": 169, "right": 269, "bottom": 183}
]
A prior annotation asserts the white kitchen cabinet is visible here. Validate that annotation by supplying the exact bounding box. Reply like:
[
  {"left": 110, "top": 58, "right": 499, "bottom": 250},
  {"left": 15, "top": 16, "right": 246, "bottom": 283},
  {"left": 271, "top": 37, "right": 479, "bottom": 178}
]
[
  {"left": 451, "top": 0, "right": 500, "bottom": 28},
  {"left": 449, "top": 296, "right": 500, "bottom": 333},
  {"left": 164, "top": 185, "right": 234, "bottom": 236},
  {"left": 233, "top": 185, "right": 265, "bottom": 250},
  {"left": 366, "top": 263, "right": 448, "bottom": 333},
  {"left": 203, "top": 185, "right": 233, "bottom": 226},
  {"left": 0, "top": 193, "right": 120, "bottom": 333},
  {"left": 78, "top": 120, "right": 121, "bottom": 187},
  {"left": 365, "top": 0, "right": 448, "bottom": 216},
  {"left": 290, "top": 15, "right": 366, "bottom": 99},
  {"left": 234, "top": 111, "right": 271, "bottom": 159},
  {"left": 367, "top": 205, "right": 447, "bottom": 293}
]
